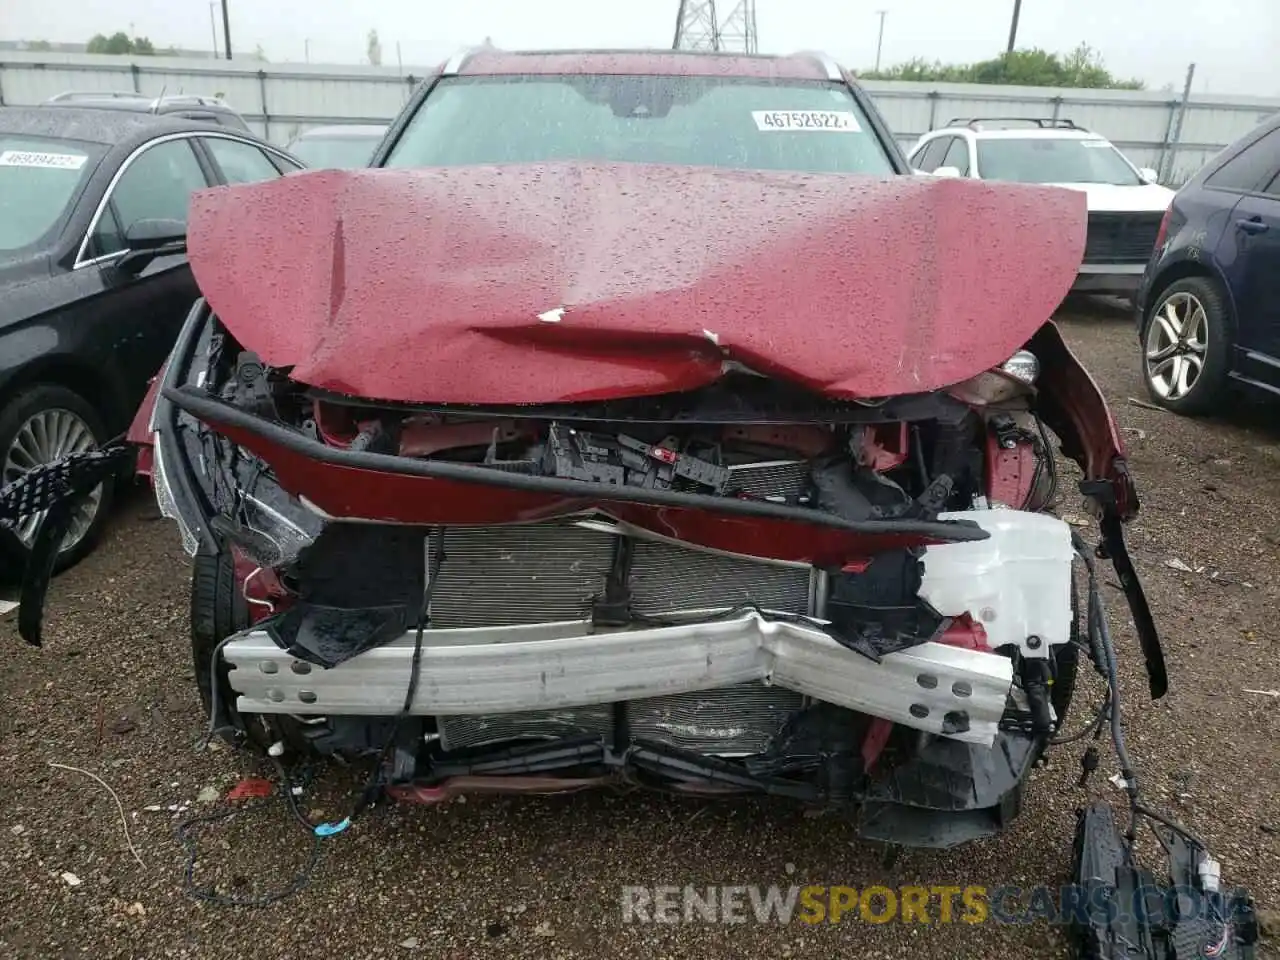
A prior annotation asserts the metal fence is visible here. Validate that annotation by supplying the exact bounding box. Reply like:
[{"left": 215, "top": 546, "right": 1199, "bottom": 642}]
[{"left": 2, "top": 50, "right": 1277, "bottom": 184}]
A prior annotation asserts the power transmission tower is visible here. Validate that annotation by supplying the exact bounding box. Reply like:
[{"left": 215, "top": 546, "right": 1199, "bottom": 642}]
[
  {"left": 673, "top": 0, "right": 757, "bottom": 53},
  {"left": 718, "top": 0, "right": 758, "bottom": 53}
]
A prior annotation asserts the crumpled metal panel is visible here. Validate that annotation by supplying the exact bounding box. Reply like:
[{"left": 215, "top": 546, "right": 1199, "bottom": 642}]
[
  {"left": 222, "top": 612, "right": 1014, "bottom": 744},
  {"left": 186, "top": 164, "right": 1085, "bottom": 405}
]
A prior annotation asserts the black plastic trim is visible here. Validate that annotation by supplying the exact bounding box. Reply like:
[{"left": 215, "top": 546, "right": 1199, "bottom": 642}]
[
  {"left": 163, "top": 384, "right": 992, "bottom": 543},
  {"left": 154, "top": 298, "right": 219, "bottom": 556}
]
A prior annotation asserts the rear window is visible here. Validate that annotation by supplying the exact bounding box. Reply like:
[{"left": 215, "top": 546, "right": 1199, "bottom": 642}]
[
  {"left": 290, "top": 135, "right": 382, "bottom": 170},
  {"left": 1204, "top": 127, "right": 1280, "bottom": 193},
  {"left": 384, "top": 75, "right": 895, "bottom": 175},
  {"left": 0, "top": 136, "right": 99, "bottom": 254},
  {"left": 976, "top": 137, "right": 1142, "bottom": 186}
]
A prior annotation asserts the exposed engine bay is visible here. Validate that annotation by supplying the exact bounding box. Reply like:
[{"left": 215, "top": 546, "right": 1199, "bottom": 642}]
[{"left": 110, "top": 301, "right": 1134, "bottom": 851}]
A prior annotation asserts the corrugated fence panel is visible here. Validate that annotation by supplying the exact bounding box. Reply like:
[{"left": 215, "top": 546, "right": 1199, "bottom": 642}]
[{"left": 2, "top": 52, "right": 1277, "bottom": 183}]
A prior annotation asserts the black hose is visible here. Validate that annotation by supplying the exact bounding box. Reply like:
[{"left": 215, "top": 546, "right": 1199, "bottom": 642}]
[
  {"left": 1072, "top": 532, "right": 1139, "bottom": 845},
  {"left": 199, "top": 635, "right": 238, "bottom": 749},
  {"left": 1034, "top": 412, "right": 1059, "bottom": 508},
  {"left": 1135, "top": 801, "right": 1208, "bottom": 852},
  {"left": 1050, "top": 690, "right": 1109, "bottom": 745}
]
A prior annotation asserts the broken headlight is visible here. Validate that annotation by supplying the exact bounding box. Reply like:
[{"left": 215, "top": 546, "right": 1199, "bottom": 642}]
[
  {"left": 151, "top": 438, "right": 200, "bottom": 557},
  {"left": 210, "top": 480, "right": 324, "bottom": 569},
  {"left": 949, "top": 349, "right": 1040, "bottom": 406}
]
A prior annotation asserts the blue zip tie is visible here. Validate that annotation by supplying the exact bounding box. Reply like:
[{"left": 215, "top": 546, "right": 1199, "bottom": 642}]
[{"left": 314, "top": 817, "right": 351, "bottom": 838}]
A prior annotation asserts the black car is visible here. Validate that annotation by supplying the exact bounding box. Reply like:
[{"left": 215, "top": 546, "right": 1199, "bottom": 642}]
[
  {"left": 0, "top": 106, "right": 302, "bottom": 570},
  {"left": 44, "top": 91, "right": 251, "bottom": 132},
  {"left": 1135, "top": 112, "right": 1280, "bottom": 414}
]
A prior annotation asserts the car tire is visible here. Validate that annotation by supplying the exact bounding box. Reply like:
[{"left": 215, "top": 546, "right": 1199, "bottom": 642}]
[
  {"left": 0, "top": 384, "right": 114, "bottom": 573},
  {"left": 191, "top": 551, "right": 330, "bottom": 757},
  {"left": 191, "top": 550, "right": 251, "bottom": 745},
  {"left": 1141, "top": 276, "right": 1232, "bottom": 415}
]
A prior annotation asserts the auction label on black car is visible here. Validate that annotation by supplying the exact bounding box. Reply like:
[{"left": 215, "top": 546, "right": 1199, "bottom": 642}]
[
  {"left": 0, "top": 150, "right": 88, "bottom": 169},
  {"left": 752, "top": 111, "right": 861, "bottom": 132}
]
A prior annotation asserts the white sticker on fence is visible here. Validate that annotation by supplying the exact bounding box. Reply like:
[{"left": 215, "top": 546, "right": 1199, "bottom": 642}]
[
  {"left": 0, "top": 150, "right": 88, "bottom": 170},
  {"left": 752, "top": 110, "right": 861, "bottom": 132}
]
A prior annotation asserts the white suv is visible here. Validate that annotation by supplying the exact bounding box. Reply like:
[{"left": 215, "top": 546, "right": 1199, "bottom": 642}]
[{"left": 907, "top": 118, "right": 1175, "bottom": 299}]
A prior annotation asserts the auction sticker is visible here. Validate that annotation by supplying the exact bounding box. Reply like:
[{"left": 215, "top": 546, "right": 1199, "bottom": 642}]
[
  {"left": 0, "top": 150, "right": 88, "bottom": 169},
  {"left": 753, "top": 110, "right": 861, "bottom": 132}
]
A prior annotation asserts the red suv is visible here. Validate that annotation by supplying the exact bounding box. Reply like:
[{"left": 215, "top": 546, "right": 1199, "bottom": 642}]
[{"left": 137, "top": 48, "right": 1158, "bottom": 849}]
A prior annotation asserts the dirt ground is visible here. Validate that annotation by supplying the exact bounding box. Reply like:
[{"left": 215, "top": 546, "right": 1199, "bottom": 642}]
[{"left": 0, "top": 301, "right": 1276, "bottom": 960}]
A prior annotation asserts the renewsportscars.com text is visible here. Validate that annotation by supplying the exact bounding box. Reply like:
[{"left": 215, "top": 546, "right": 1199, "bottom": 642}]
[{"left": 620, "top": 884, "right": 1248, "bottom": 926}]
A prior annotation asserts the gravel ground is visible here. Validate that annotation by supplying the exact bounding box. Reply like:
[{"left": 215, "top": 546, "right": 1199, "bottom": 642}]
[{"left": 0, "top": 301, "right": 1277, "bottom": 959}]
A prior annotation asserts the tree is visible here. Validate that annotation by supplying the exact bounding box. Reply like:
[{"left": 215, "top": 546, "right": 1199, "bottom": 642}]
[
  {"left": 25, "top": 40, "right": 53, "bottom": 51},
  {"left": 254, "top": 43, "right": 269, "bottom": 62},
  {"left": 861, "top": 45, "right": 1144, "bottom": 90},
  {"left": 85, "top": 32, "right": 158, "bottom": 56},
  {"left": 366, "top": 29, "right": 382, "bottom": 66}
]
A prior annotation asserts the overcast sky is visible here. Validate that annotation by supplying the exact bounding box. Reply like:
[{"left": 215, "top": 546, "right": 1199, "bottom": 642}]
[{"left": 7, "top": 0, "right": 1277, "bottom": 95}]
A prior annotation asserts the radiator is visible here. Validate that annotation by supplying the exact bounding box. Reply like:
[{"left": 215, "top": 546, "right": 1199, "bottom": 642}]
[
  {"left": 426, "top": 461, "right": 815, "bottom": 629},
  {"left": 437, "top": 682, "right": 805, "bottom": 756}
]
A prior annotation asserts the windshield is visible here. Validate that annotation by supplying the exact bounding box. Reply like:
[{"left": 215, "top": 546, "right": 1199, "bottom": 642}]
[
  {"left": 289, "top": 134, "right": 382, "bottom": 170},
  {"left": 384, "top": 75, "right": 895, "bottom": 174},
  {"left": 976, "top": 137, "right": 1142, "bottom": 185},
  {"left": 0, "top": 136, "right": 98, "bottom": 254}
]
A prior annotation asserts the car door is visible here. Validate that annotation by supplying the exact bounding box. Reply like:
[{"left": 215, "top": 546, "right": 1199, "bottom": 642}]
[
  {"left": 1207, "top": 127, "right": 1280, "bottom": 375},
  {"left": 82, "top": 135, "right": 213, "bottom": 416},
  {"left": 1228, "top": 176, "right": 1280, "bottom": 368}
]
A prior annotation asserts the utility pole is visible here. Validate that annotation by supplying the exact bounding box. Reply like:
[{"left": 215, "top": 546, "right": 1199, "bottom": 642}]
[
  {"left": 875, "top": 11, "right": 887, "bottom": 72},
  {"left": 220, "top": 0, "right": 232, "bottom": 60},
  {"left": 208, "top": 3, "right": 219, "bottom": 58},
  {"left": 1006, "top": 0, "right": 1022, "bottom": 53},
  {"left": 1163, "top": 63, "right": 1196, "bottom": 183},
  {"left": 304, "top": 38, "right": 310, "bottom": 63}
]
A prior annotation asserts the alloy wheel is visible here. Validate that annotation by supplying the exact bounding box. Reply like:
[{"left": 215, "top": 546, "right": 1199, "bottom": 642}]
[
  {"left": 1145, "top": 291, "right": 1208, "bottom": 401},
  {"left": 1, "top": 408, "right": 101, "bottom": 550}
]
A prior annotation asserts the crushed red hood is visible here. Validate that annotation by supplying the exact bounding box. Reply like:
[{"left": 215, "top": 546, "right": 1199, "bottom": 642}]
[{"left": 186, "top": 164, "right": 1086, "bottom": 405}]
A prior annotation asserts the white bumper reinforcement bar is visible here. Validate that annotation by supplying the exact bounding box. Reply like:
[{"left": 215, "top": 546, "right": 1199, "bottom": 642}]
[{"left": 224, "top": 611, "right": 1014, "bottom": 745}]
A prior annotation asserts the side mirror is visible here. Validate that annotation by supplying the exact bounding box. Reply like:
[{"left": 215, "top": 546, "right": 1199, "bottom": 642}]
[
  {"left": 1138, "top": 167, "right": 1160, "bottom": 184},
  {"left": 115, "top": 218, "right": 188, "bottom": 277},
  {"left": 931, "top": 166, "right": 962, "bottom": 178}
]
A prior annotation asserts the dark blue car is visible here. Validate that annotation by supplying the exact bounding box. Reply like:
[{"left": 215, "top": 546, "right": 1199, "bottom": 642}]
[{"left": 1135, "top": 113, "right": 1280, "bottom": 414}]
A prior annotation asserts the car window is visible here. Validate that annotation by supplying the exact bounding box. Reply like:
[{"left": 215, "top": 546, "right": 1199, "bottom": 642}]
[
  {"left": 941, "top": 137, "right": 970, "bottom": 174},
  {"left": 1262, "top": 169, "right": 1280, "bottom": 198},
  {"left": 86, "top": 205, "right": 124, "bottom": 260},
  {"left": 1205, "top": 127, "right": 1280, "bottom": 194},
  {"left": 914, "top": 137, "right": 950, "bottom": 173},
  {"left": 385, "top": 75, "right": 896, "bottom": 175},
  {"left": 975, "top": 137, "right": 1142, "bottom": 185},
  {"left": 288, "top": 135, "right": 382, "bottom": 169},
  {"left": 203, "top": 137, "right": 283, "bottom": 184},
  {"left": 0, "top": 135, "right": 101, "bottom": 256},
  {"left": 93, "top": 138, "right": 208, "bottom": 257}
]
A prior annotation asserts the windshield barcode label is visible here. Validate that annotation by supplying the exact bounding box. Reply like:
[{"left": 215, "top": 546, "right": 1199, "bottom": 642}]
[
  {"left": 0, "top": 150, "right": 88, "bottom": 169},
  {"left": 752, "top": 111, "right": 861, "bottom": 132}
]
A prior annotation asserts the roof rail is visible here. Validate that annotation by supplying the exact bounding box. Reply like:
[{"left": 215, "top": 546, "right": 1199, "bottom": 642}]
[
  {"left": 944, "top": 117, "right": 1087, "bottom": 131},
  {"left": 793, "top": 50, "right": 843, "bottom": 81},
  {"left": 46, "top": 90, "right": 148, "bottom": 103},
  {"left": 441, "top": 45, "right": 486, "bottom": 76},
  {"left": 149, "top": 94, "right": 229, "bottom": 108}
]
